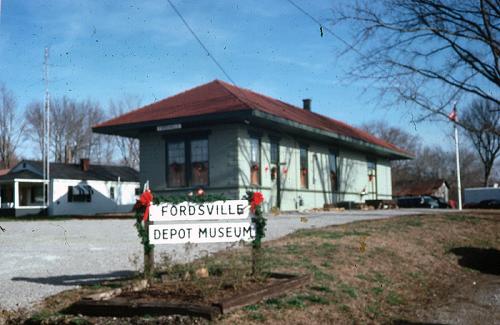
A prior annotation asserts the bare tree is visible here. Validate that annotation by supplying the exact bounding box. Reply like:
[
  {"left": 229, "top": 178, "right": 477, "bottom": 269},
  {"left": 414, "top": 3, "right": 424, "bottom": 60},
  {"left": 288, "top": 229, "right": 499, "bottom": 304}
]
[
  {"left": 25, "top": 101, "right": 45, "bottom": 159},
  {"left": 334, "top": 0, "right": 499, "bottom": 125},
  {"left": 85, "top": 104, "right": 115, "bottom": 164},
  {"left": 108, "top": 96, "right": 141, "bottom": 169},
  {"left": 362, "top": 120, "right": 420, "bottom": 183},
  {"left": 25, "top": 97, "right": 114, "bottom": 164},
  {"left": 361, "top": 121, "right": 421, "bottom": 153},
  {"left": 461, "top": 98, "right": 500, "bottom": 185},
  {"left": 0, "top": 84, "right": 25, "bottom": 168},
  {"left": 362, "top": 121, "right": 483, "bottom": 200}
]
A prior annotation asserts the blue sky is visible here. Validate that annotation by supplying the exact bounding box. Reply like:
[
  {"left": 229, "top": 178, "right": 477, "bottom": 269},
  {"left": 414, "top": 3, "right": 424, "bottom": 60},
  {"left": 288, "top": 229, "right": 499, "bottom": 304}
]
[{"left": 0, "top": 0, "right": 455, "bottom": 158}]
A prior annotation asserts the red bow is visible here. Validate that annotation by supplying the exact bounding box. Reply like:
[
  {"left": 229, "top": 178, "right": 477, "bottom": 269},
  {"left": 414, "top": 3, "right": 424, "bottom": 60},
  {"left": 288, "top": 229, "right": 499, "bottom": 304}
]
[
  {"left": 250, "top": 192, "right": 264, "bottom": 213},
  {"left": 139, "top": 190, "right": 153, "bottom": 221}
]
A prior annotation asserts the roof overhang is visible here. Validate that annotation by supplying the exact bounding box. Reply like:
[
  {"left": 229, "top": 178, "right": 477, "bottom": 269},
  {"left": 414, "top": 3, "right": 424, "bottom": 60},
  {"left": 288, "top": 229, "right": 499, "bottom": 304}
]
[
  {"left": 92, "top": 109, "right": 254, "bottom": 138},
  {"left": 93, "top": 109, "right": 413, "bottom": 160},
  {"left": 249, "top": 110, "right": 413, "bottom": 160}
]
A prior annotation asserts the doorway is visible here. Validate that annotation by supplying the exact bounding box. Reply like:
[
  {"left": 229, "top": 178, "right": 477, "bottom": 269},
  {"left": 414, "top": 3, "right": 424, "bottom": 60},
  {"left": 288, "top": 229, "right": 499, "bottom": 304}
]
[
  {"left": 270, "top": 139, "right": 281, "bottom": 209},
  {"left": 329, "top": 150, "right": 339, "bottom": 204}
]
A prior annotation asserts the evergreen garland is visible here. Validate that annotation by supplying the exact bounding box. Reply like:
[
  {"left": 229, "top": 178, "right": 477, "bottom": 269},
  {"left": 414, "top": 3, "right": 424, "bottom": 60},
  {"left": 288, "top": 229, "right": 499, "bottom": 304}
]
[
  {"left": 244, "top": 191, "right": 267, "bottom": 249},
  {"left": 134, "top": 208, "right": 153, "bottom": 254},
  {"left": 244, "top": 191, "right": 267, "bottom": 275},
  {"left": 134, "top": 191, "right": 267, "bottom": 273}
]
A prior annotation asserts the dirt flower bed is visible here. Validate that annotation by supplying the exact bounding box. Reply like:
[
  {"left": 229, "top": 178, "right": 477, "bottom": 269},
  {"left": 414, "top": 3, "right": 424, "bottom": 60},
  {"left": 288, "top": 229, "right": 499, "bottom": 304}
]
[
  {"left": 119, "top": 276, "right": 279, "bottom": 304},
  {"left": 2, "top": 211, "right": 499, "bottom": 324}
]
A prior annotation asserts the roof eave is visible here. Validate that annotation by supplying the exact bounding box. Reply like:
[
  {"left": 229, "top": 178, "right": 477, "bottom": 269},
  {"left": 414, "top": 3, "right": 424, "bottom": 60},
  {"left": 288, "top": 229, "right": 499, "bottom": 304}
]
[
  {"left": 92, "top": 109, "right": 254, "bottom": 137},
  {"left": 250, "top": 110, "right": 413, "bottom": 160},
  {"left": 93, "top": 108, "right": 412, "bottom": 160}
]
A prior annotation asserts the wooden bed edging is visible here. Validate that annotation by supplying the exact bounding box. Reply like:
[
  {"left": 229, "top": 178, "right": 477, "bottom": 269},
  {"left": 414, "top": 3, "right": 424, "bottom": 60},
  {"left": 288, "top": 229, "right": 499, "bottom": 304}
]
[
  {"left": 83, "top": 279, "right": 148, "bottom": 301},
  {"left": 213, "top": 273, "right": 312, "bottom": 314},
  {"left": 63, "top": 298, "right": 220, "bottom": 320},
  {"left": 63, "top": 273, "right": 310, "bottom": 319}
]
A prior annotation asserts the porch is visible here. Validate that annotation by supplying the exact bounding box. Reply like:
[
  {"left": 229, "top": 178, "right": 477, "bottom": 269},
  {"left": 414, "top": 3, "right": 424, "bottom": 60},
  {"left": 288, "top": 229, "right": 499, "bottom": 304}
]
[{"left": 0, "top": 179, "right": 48, "bottom": 217}]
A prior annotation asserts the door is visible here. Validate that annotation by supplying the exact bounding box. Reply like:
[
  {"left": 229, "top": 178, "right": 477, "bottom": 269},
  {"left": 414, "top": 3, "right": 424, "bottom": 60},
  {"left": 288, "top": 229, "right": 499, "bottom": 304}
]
[
  {"left": 367, "top": 158, "right": 377, "bottom": 200},
  {"left": 329, "top": 151, "right": 338, "bottom": 204},
  {"left": 270, "top": 140, "right": 281, "bottom": 209}
]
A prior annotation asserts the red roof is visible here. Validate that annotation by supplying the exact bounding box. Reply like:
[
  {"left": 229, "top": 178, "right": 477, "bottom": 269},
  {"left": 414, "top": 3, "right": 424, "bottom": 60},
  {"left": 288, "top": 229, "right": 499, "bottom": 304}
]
[
  {"left": 95, "top": 80, "right": 410, "bottom": 157},
  {"left": 394, "top": 179, "right": 449, "bottom": 197}
]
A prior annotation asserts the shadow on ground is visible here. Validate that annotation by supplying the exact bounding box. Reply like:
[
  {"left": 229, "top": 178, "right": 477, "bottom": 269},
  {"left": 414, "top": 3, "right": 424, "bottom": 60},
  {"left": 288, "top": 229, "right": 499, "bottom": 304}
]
[
  {"left": 11, "top": 270, "right": 135, "bottom": 286},
  {"left": 449, "top": 247, "right": 500, "bottom": 275}
]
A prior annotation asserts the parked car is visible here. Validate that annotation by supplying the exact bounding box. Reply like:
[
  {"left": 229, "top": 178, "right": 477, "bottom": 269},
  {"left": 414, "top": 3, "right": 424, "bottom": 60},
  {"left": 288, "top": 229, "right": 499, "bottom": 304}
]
[
  {"left": 431, "top": 196, "right": 451, "bottom": 208},
  {"left": 463, "top": 199, "right": 500, "bottom": 209},
  {"left": 397, "top": 196, "right": 440, "bottom": 209}
]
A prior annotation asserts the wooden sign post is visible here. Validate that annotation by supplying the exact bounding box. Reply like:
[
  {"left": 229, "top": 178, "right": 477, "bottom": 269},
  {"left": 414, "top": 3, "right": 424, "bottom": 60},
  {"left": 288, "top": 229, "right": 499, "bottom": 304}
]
[
  {"left": 143, "top": 220, "right": 154, "bottom": 277},
  {"left": 136, "top": 191, "right": 265, "bottom": 279},
  {"left": 135, "top": 182, "right": 155, "bottom": 279}
]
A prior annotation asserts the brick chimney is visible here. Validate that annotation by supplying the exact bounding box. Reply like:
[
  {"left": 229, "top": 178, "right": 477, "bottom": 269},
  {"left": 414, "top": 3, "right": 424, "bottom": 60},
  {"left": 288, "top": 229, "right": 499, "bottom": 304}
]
[
  {"left": 80, "top": 158, "right": 90, "bottom": 172},
  {"left": 302, "top": 98, "right": 311, "bottom": 111}
]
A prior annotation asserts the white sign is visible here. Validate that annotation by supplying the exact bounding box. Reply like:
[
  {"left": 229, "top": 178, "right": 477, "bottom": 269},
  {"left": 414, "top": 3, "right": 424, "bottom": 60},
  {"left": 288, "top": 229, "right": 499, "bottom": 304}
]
[
  {"left": 149, "top": 200, "right": 249, "bottom": 222},
  {"left": 149, "top": 221, "right": 255, "bottom": 244},
  {"left": 157, "top": 124, "right": 182, "bottom": 132}
]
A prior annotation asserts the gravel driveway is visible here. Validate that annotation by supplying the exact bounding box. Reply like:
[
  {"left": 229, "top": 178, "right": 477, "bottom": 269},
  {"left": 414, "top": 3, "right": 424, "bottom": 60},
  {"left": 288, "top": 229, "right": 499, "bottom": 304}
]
[{"left": 0, "top": 209, "right": 445, "bottom": 310}]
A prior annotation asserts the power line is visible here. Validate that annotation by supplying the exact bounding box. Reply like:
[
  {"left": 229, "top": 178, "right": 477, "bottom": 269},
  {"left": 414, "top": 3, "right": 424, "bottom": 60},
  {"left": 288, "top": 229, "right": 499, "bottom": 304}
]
[
  {"left": 284, "top": 0, "right": 373, "bottom": 64},
  {"left": 166, "top": 0, "right": 237, "bottom": 85}
]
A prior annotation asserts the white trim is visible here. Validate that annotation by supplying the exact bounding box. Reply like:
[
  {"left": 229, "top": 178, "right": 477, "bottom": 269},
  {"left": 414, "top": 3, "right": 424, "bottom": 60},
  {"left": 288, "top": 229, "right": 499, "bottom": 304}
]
[
  {"left": 0, "top": 179, "right": 48, "bottom": 184},
  {"left": 13, "top": 181, "right": 19, "bottom": 208},
  {"left": 14, "top": 179, "right": 48, "bottom": 183},
  {"left": 15, "top": 205, "right": 48, "bottom": 209}
]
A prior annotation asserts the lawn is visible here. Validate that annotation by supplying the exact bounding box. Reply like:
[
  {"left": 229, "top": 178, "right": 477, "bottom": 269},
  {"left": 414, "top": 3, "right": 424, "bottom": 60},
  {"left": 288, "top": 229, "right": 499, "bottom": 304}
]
[{"left": 2, "top": 210, "right": 499, "bottom": 324}]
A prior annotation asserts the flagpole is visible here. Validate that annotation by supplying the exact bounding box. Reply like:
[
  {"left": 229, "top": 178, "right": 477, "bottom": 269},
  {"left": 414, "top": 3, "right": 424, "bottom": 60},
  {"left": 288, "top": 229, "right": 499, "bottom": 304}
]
[{"left": 453, "top": 112, "right": 462, "bottom": 210}]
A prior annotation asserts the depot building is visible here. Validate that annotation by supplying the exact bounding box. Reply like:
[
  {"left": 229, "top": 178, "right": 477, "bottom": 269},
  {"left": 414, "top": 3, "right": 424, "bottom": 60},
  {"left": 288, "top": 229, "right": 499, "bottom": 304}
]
[{"left": 93, "top": 80, "right": 411, "bottom": 211}]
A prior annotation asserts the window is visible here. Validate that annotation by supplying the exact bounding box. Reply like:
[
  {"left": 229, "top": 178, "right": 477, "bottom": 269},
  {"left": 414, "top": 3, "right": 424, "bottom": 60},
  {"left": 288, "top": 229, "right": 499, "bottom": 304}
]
[
  {"left": 270, "top": 141, "right": 279, "bottom": 164},
  {"left": 167, "top": 141, "right": 186, "bottom": 187},
  {"left": 270, "top": 140, "right": 279, "bottom": 181},
  {"left": 329, "top": 151, "right": 338, "bottom": 191},
  {"left": 300, "top": 145, "right": 308, "bottom": 189},
  {"left": 367, "top": 158, "right": 377, "bottom": 198},
  {"left": 135, "top": 187, "right": 141, "bottom": 196},
  {"left": 166, "top": 138, "right": 209, "bottom": 188},
  {"left": 110, "top": 187, "right": 115, "bottom": 200},
  {"left": 67, "top": 185, "right": 93, "bottom": 202},
  {"left": 367, "top": 159, "right": 376, "bottom": 180},
  {"left": 31, "top": 185, "right": 44, "bottom": 204},
  {"left": 250, "top": 137, "right": 261, "bottom": 185},
  {"left": 191, "top": 139, "right": 209, "bottom": 186}
]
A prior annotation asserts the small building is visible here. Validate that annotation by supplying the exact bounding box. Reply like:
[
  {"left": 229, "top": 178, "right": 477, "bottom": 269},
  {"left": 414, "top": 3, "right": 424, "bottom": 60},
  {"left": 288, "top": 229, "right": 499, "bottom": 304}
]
[
  {"left": 393, "top": 179, "right": 450, "bottom": 202},
  {"left": 93, "top": 80, "right": 411, "bottom": 211},
  {"left": 0, "top": 159, "right": 140, "bottom": 217}
]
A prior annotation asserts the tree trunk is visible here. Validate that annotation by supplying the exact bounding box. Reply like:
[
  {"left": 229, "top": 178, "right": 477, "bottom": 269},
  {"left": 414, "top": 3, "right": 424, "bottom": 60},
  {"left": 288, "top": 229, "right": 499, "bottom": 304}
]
[{"left": 484, "top": 161, "right": 493, "bottom": 187}]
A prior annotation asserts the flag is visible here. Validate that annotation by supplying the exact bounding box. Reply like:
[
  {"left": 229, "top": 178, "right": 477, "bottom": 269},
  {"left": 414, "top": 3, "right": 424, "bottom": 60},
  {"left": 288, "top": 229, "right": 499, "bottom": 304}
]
[{"left": 448, "top": 104, "right": 457, "bottom": 122}]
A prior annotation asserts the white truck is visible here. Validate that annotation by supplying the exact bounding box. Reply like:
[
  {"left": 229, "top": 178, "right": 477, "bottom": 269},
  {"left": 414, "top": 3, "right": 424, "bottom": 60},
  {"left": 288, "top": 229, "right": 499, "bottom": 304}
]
[{"left": 464, "top": 187, "right": 500, "bottom": 205}]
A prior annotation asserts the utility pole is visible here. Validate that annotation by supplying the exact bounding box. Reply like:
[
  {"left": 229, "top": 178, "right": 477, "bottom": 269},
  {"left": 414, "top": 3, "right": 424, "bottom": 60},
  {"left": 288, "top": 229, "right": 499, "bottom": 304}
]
[
  {"left": 449, "top": 102, "right": 462, "bottom": 210},
  {"left": 454, "top": 122, "right": 462, "bottom": 210},
  {"left": 43, "top": 48, "right": 50, "bottom": 211}
]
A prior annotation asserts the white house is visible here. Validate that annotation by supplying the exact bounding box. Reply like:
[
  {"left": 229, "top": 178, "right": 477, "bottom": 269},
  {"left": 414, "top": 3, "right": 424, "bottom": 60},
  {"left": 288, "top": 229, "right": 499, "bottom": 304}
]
[{"left": 0, "top": 159, "right": 140, "bottom": 217}]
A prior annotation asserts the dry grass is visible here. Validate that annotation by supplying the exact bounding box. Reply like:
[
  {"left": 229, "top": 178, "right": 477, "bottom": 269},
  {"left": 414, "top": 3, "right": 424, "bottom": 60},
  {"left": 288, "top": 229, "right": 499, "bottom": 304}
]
[
  {"left": 3, "top": 211, "right": 499, "bottom": 324},
  {"left": 219, "top": 211, "right": 499, "bottom": 324}
]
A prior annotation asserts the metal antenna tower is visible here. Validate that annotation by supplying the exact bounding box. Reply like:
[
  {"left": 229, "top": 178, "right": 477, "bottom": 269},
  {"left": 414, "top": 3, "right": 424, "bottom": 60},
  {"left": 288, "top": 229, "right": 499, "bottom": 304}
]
[{"left": 43, "top": 48, "right": 50, "bottom": 209}]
